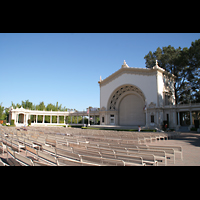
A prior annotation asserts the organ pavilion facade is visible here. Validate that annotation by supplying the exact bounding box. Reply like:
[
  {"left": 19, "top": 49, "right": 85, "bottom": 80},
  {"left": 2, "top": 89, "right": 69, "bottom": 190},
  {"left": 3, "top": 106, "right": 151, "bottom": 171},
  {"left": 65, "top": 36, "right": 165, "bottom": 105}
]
[
  {"left": 9, "top": 60, "right": 200, "bottom": 130},
  {"left": 98, "top": 60, "right": 177, "bottom": 128}
]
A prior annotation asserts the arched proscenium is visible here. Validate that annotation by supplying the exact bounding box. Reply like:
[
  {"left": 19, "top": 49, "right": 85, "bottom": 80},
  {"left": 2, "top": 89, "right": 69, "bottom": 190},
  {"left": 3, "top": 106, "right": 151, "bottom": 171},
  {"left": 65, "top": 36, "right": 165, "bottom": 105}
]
[{"left": 108, "top": 84, "right": 145, "bottom": 110}]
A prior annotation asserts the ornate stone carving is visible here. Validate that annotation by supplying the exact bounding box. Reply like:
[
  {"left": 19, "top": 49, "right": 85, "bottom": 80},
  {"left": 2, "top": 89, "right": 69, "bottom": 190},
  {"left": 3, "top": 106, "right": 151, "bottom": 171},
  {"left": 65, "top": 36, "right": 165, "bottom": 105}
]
[
  {"left": 99, "top": 68, "right": 157, "bottom": 87},
  {"left": 149, "top": 102, "right": 156, "bottom": 108},
  {"left": 108, "top": 85, "right": 145, "bottom": 110},
  {"left": 121, "top": 60, "right": 129, "bottom": 68},
  {"left": 101, "top": 106, "right": 106, "bottom": 111}
]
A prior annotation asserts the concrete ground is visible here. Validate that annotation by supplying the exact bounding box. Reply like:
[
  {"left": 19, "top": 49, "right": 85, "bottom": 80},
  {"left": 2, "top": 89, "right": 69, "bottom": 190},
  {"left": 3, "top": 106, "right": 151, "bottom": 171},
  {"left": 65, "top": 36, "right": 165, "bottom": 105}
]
[{"left": 150, "top": 132, "right": 200, "bottom": 166}]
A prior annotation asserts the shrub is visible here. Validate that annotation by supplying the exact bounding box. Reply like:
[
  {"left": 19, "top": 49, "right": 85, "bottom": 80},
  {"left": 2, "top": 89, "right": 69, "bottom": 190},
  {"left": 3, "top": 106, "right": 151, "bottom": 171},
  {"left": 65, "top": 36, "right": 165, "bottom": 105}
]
[
  {"left": 11, "top": 119, "right": 15, "bottom": 126},
  {"left": 28, "top": 119, "right": 31, "bottom": 126},
  {"left": 190, "top": 127, "right": 197, "bottom": 131}
]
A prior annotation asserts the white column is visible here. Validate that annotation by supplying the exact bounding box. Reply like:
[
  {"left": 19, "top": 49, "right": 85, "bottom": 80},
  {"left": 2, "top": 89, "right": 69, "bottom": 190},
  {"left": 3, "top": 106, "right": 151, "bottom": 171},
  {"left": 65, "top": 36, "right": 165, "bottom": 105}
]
[
  {"left": 24, "top": 114, "right": 26, "bottom": 125},
  {"left": 178, "top": 112, "right": 180, "bottom": 126},
  {"left": 16, "top": 114, "right": 18, "bottom": 124},
  {"left": 71, "top": 116, "right": 72, "bottom": 124},
  {"left": 156, "top": 111, "right": 159, "bottom": 125},
  {"left": 43, "top": 115, "right": 45, "bottom": 123},
  {"left": 145, "top": 110, "right": 148, "bottom": 127},
  {"left": 26, "top": 114, "right": 29, "bottom": 125},
  {"left": 173, "top": 111, "right": 176, "bottom": 127},
  {"left": 145, "top": 100, "right": 148, "bottom": 127},
  {"left": 57, "top": 116, "right": 59, "bottom": 124},
  {"left": 88, "top": 114, "right": 90, "bottom": 126},
  {"left": 77, "top": 116, "right": 78, "bottom": 124},
  {"left": 50, "top": 115, "right": 52, "bottom": 123},
  {"left": 36, "top": 115, "right": 38, "bottom": 123},
  {"left": 190, "top": 111, "right": 193, "bottom": 126}
]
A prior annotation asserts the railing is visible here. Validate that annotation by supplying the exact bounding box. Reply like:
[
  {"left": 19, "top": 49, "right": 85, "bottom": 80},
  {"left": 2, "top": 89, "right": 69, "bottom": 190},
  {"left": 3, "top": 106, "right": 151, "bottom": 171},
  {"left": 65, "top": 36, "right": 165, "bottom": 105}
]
[{"left": 163, "top": 103, "right": 200, "bottom": 109}]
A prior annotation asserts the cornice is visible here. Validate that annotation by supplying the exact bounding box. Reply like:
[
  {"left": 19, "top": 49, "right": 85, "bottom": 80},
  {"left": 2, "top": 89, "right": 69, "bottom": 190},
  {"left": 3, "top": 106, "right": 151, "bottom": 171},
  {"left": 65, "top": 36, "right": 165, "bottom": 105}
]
[
  {"left": 98, "top": 61, "right": 176, "bottom": 87},
  {"left": 99, "top": 67, "right": 157, "bottom": 87}
]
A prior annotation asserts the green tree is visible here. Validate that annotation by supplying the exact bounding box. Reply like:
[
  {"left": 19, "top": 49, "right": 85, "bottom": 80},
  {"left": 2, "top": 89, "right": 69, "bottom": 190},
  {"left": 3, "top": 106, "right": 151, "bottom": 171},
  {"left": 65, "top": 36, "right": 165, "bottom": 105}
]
[
  {"left": 46, "top": 103, "right": 55, "bottom": 111},
  {"left": 187, "top": 39, "right": 200, "bottom": 103},
  {"left": 0, "top": 103, "right": 9, "bottom": 122},
  {"left": 144, "top": 40, "right": 200, "bottom": 104},
  {"left": 22, "top": 100, "right": 33, "bottom": 109},
  {"left": 36, "top": 101, "right": 45, "bottom": 111},
  {"left": 0, "top": 103, "right": 4, "bottom": 120}
]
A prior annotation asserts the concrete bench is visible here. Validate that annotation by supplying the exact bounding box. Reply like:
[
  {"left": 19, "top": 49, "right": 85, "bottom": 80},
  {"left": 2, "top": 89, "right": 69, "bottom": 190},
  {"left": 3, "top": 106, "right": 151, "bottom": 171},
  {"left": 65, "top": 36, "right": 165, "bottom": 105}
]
[
  {"left": 113, "top": 148, "right": 157, "bottom": 165},
  {"left": 69, "top": 143, "right": 87, "bottom": 150},
  {"left": 56, "top": 138, "right": 68, "bottom": 145},
  {"left": 137, "top": 146, "right": 175, "bottom": 163},
  {"left": 80, "top": 155, "right": 124, "bottom": 166},
  {"left": 157, "top": 134, "right": 168, "bottom": 140},
  {"left": 0, "top": 158, "right": 9, "bottom": 166},
  {"left": 37, "top": 150, "right": 58, "bottom": 165},
  {"left": 6, "top": 146, "right": 24, "bottom": 166},
  {"left": 71, "top": 143, "right": 154, "bottom": 165},
  {"left": 148, "top": 145, "right": 183, "bottom": 161},
  {"left": 57, "top": 157, "right": 88, "bottom": 166},
  {"left": 115, "top": 154, "right": 145, "bottom": 166},
  {"left": 7, "top": 146, "right": 15, "bottom": 157},
  {"left": 45, "top": 138, "right": 56, "bottom": 147},
  {"left": 35, "top": 138, "right": 46, "bottom": 145},
  {"left": 25, "top": 145, "right": 38, "bottom": 160},
  {"left": 0, "top": 142, "right": 6, "bottom": 155},
  {"left": 73, "top": 148, "right": 102, "bottom": 158},
  {"left": 42, "top": 144, "right": 56, "bottom": 155},
  {"left": 33, "top": 160, "right": 52, "bottom": 166},
  {"left": 14, "top": 152, "right": 34, "bottom": 166},
  {"left": 78, "top": 155, "right": 103, "bottom": 165},
  {"left": 24, "top": 138, "right": 39, "bottom": 149},
  {"left": 56, "top": 144, "right": 73, "bottom": 152},
  {"left": 55, "top": 148, "right": 81, "bottom": 161},
  {"left": 2, "top": 138, "right": 12, "bottom": 147},
  {"left": 127, "top": 152, "right": 158, "bottom": 166},
  {"left": 128, "top": 148, "right": 166, "bottom": 165},
  {"left": 101, "top": 157, "right": 125, "bottom": 166},
  {"left": 11, "top": 139, "right": 25, "bottom": 152}
]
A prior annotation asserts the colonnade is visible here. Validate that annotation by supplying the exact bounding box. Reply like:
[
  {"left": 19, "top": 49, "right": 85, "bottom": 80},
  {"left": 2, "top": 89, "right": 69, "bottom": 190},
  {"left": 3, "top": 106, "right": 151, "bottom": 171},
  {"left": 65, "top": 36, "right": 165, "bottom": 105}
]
[{"left": 9, "top": 107, "right": 100, "bottom": 126}]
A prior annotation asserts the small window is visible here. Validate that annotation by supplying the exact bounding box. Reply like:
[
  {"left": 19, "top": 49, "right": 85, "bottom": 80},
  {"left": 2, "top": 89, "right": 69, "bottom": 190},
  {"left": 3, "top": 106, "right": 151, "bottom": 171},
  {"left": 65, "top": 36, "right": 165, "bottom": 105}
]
[
  {"left": 110, "top": 115, "right": 114, "bottom": 117},
  {"left": 151, "top": 115, "right": 154, "bottom": 123},
  {"left": 102, "top": 117, "right": 104, "bottom": 123}
]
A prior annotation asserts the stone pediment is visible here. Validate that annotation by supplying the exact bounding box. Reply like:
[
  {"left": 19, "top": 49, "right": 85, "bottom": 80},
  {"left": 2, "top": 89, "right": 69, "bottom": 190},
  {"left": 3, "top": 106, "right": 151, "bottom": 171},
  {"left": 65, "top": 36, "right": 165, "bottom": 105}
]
[
  {"left": 98, "top": 61, "right": 160, "bottom": 87},
  {"left": 98, "top": 60, "right": 175, "bottom": 87}
]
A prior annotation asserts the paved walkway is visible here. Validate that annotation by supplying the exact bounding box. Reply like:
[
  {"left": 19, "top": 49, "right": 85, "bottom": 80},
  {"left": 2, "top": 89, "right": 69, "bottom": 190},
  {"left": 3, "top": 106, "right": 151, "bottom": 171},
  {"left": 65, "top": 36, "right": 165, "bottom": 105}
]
[{"left": 151, "top": 132, "right": 200, "bottom": 166}]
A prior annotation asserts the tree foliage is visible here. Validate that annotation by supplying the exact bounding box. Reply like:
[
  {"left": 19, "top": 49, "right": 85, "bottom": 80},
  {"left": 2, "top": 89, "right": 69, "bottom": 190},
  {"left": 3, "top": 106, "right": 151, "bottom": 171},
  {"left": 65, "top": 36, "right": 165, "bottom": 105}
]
[
  {"left": 0, "top": 103, "right": 9, "bottom": 121},
  {"left": 11, "top": 100, "right": 68, "bottom": 112},
  {"left": 0, "top": 103, "right": 4, "bottom": 120},
  {"left": 144, "top": 39, "right": 200, "bottom": 104}
]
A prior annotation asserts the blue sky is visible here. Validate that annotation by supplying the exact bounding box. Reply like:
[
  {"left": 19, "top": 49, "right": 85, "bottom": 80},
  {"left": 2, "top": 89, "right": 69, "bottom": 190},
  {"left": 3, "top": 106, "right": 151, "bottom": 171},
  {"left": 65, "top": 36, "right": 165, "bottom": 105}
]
[{"left": 1, "top": 33, "right": 200, "bottom": 111}]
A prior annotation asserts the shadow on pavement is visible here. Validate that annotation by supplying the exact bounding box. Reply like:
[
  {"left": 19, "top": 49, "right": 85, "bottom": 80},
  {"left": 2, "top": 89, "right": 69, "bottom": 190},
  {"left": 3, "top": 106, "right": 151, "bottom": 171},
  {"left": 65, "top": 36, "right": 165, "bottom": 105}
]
[{"left": 172, "top": 133, "right": 200, "bottom": 147}]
